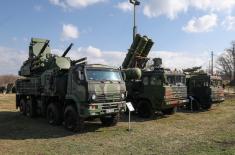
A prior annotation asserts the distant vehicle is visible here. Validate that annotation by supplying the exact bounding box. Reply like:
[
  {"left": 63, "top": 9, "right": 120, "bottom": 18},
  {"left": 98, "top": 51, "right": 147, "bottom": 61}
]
[
  {"left": 16, "top": 38, "right": 126, "bottom": 132},
  {"left": 186, "top": 73, "right": 213, "bottom": 110},
  {"left": 210, "top": 76, "right": 225, "bottom": 103},
  {"left": 6, "top": 83, "right": 15, "bottom": 94},
  {"left": 0, "top": 86, "right": 6, "bottom": 94},
  {"left": 122, "top": 34, "right": 188, "bottom": 118},
  {"left": 184, "top": 67, "right": 224, "bottom": 111}
]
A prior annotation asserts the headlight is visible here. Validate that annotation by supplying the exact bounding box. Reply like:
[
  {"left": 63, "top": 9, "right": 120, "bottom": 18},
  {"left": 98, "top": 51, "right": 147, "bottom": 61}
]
[
  {"left": 121, "top": 93, "right": 125, "bottom": 99},
  {"left": 91, "top": 94, "right": 96, "bottom": 100}
]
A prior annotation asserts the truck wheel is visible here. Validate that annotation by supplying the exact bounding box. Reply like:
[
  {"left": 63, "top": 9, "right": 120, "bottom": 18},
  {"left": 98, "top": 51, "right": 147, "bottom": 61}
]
[
  {"left": 162, "top": 107, "right": 177, "bottom": 115},
  {"left": 201, "top": 102, "right": 212, "bottom": 110},
  {"left": 100, "top": 114, "right": 119, "bottom": 126},
  {"left": 26, "top": 98, "right": 36, "bottom": 118},
  {"left": 47, "top": 103, "right": 62, "bottom": 125},
  {"left": 192, "top": 100, "right": 200, "bottom": 111},
  {"left": 19, "top": 99, "right": 26, "bottom": 115},
  {"left": 64, "top": 105, "right": 84, "bottom": 132},
  {"left": 137, "top": 100, "right": 154, "bottom": 118}
]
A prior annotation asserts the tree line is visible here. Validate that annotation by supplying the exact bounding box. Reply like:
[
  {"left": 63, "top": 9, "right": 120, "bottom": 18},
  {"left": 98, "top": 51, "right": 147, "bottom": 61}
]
[
  {"left": 217, "top": 41, "right": 235, "bottom": 84},
  {"left": 0, "top": 75, "right": 18, "bottom": 86}
]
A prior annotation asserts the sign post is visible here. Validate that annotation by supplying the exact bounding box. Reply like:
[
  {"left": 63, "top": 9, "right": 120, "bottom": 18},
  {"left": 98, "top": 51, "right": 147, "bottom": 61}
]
[{"left": 126, "top": 102, "right": 135, "bottom": 131}]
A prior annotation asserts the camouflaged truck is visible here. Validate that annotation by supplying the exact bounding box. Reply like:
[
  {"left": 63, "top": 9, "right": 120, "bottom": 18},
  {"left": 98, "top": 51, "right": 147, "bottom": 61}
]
[
  {"left": 210, "top": 76, "right": 225, "bottom": 103},
  {"left": 16, "top": 38, "right": 126, "bottom": 132},
  {"left": 184, "top": 68, "right": 224, "bottom": 111},
  {"left": 122, "top": 34, "right": 188, "bottom": 118}
]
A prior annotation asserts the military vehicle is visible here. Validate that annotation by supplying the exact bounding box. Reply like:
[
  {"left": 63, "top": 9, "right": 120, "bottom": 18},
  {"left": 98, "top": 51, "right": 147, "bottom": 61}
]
[
  {"left": 210, "top": 76, "right": 225, "bottom": 103},
  {"left": 0, "top": 86, "right": 6, "bottom": 94},
  {"left": 122, "top": 34, "right": 188, "bottom": 118},
  {"left": 6, "top": 83, "right": 15, "bottom": 93},
  {"left": 16, "top": 38, "right": 126, "bottom": 132},
  {"left": 184, "top": 67, "right": 224, "bottom": 111}
]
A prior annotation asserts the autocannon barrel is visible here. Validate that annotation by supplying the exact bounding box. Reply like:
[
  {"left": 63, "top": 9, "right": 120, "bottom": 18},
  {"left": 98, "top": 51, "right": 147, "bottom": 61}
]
[
  {"left": 38, "top": 40, "right": 50, "bottom": 57},
  {"left": 62, "top": 43, "right": 73, "bottom": 57},
  {"left": 72, "top": 57, "right": 87, "bottom": 65}
]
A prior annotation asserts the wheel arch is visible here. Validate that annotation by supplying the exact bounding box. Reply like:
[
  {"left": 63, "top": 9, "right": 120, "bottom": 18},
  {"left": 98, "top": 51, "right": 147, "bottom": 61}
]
[
  {"left": 137, "top": 98, "right": 153, "bottom": 109},
  {"left": 64, "top": 99, "right": 79, "bottom": 113}
]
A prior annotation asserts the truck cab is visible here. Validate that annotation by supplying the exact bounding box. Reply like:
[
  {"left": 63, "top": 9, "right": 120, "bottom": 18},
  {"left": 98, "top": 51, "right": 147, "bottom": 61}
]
[
  {"left": 186, "top": 73, "right": 212, "bottom": 110},
  {"left": 126, "top": 68, "right": 188, "bottom": 118},
  {"left": 210, "top": 76, "right": 225, "bottom": 103},
  {"left": 66, "top": 64, "right": 126, "bottom": 119}
]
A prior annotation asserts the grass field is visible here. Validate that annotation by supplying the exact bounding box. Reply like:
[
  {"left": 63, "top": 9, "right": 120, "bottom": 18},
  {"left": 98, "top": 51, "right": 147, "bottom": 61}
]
[{"left": 0, "top": 94, "right": 234, "bottom": 155}]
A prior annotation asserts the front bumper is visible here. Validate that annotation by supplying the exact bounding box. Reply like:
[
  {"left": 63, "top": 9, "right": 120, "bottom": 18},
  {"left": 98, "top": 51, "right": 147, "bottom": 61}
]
[
  {"left": 164, "top": 99, "right": 189, "bottom": 107},
  {"left": 212, "top": 97, "right": 225, "bottom": 103},
  {"left": 84, "top": 101, "right": 126, "bottom": 117}
]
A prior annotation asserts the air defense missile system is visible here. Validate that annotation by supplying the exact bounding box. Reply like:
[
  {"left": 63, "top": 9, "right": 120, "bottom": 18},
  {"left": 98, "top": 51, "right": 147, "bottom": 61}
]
[
  {"left": 16, "top": 38, "right": 126, "bottom": 132},
  {"left": 184, "top": 67, "right": 224, "bottom": 111},
  {"left": 122, "top": 34, "right": 188, "bottom": 118}
]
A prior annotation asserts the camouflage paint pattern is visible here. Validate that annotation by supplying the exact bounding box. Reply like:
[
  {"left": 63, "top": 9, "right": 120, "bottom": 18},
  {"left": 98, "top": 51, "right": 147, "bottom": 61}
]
[
  {"left": 65, "top": 64, "right": 126, "bottom": 118},
  {"left": 16, "top": 38, "right": 126, "bottom": 119},
  {"left": 210, "top": 76, "right": 225, "bottom": 103},
  {"left": 126, "top": 70, "right": 188, "bottom": 111}
]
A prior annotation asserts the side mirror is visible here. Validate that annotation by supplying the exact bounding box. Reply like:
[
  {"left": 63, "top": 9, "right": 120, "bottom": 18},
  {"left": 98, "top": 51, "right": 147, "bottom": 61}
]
[
  {"left": 121, "top": 71, "right": 126, "bottom": 81},
  {"left": 78, "top": 71, "right": 82, "bottom": 80},
  {"left": 78, "top": 71, "right": 84, "bottom": 81}
]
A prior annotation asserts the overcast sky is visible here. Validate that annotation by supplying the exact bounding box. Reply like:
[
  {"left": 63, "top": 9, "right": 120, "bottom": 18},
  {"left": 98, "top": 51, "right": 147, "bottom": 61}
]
[{"left": 1, "top": 0, "right": 235, "bottom": 74}]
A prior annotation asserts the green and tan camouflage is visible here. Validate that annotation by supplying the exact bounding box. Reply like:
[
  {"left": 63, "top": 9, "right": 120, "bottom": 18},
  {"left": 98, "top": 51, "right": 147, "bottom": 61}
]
[
  {"left": 126, "top": 68, "right": 188, "bottom": 118},
  {"left": 210, "top": 76, "right": 225, "bottom": 103},
  {"left": 122, "top": 34, "right": 188, "bottom": 118},
  {"left": 16, "top": 38, "right": 126, "bottom": 132}
]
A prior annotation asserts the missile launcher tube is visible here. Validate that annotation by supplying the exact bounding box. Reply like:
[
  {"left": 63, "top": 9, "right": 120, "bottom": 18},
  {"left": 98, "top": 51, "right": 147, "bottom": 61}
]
[
  {"left": 141, "top": 39, "right": 154, "bottom": 57},
  {"left": 127, "top": 36, "right": 149, "bottom": 68},
  {"left": 122, "top": 34, "right": 142, "bottom": 69}
]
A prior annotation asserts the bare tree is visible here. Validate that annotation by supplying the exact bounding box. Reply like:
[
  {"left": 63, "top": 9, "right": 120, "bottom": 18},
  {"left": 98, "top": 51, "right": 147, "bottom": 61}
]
[
  {"left": 0, "top": 75, "right": 18, "bottom": 86},
  {"left": 217, "top": 42, "right": 235, "bottom": 81}
]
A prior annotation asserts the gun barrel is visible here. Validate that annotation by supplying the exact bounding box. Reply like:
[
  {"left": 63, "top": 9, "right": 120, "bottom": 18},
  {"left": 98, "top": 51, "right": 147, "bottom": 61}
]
[
  {"left": 38, "top": 40, "right": 49, "bottom": 56},
  {"left": 72, "top": 57, "right": 87, "bottom": 65},
  {"left": 62, "top": 43, "right": 74, "bottom": 57}
]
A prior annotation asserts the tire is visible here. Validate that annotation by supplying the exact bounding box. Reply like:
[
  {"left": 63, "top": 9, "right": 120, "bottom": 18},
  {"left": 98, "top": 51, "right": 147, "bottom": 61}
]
[
  {"left": 162, "top": 107, "right": 177, "bottom": 115},
  {"left": 201, "top": 102, "right": 212, "bottom": 110},
  {"left": 19, "top": 98, "right": 26, "bottom": 115},
  {"left": 64, "top": 105, "right": 84, "bottom": 132},
  {"left": 25, "top": 98, "right": 36, "bottom": 118},
  {"left": 137, "top": 100, "right": 154, "bottom": 118},
  {"left": 100, "top": 114, "right": 119, "bottom": 126},
  {"left": 47, "top": 103, "right": 62, "bottom": 125},
  {"left": 192, "top": 100, "right": 200, "bottom": 111},
  {"left": 187, "top": 99, "right": 200, "bottom": 111}
]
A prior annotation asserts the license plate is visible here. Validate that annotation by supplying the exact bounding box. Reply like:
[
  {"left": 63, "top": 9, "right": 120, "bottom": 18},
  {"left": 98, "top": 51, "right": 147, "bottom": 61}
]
[{"left": 106, "top": 109, "right": 114, "bottom": 113}]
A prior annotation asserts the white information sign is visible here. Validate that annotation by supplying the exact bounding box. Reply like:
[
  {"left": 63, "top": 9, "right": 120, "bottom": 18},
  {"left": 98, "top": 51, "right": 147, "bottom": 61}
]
[{"left": 126, "top": 102, "right": 135, "bottom": 112}]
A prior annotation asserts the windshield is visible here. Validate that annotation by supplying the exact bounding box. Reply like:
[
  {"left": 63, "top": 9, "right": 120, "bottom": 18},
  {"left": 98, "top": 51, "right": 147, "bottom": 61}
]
[
  {"left": 166, "top": 75, "right": 186, "bottom": 85},
  {"left": 86, "top": 69, "right": 122, "bottom": 81}
]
